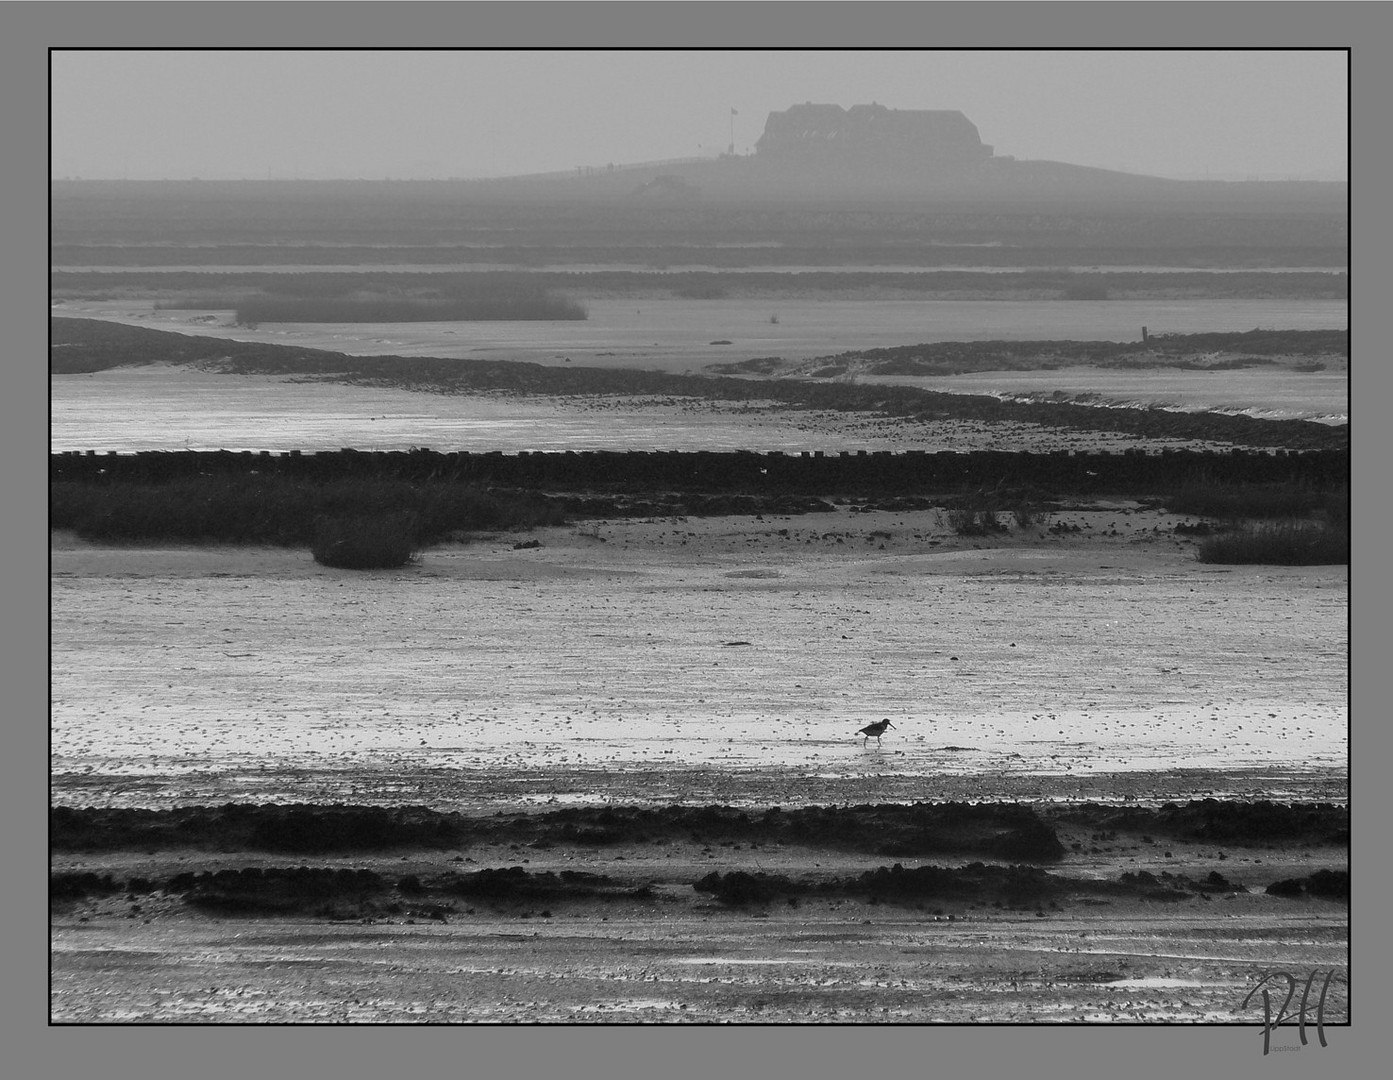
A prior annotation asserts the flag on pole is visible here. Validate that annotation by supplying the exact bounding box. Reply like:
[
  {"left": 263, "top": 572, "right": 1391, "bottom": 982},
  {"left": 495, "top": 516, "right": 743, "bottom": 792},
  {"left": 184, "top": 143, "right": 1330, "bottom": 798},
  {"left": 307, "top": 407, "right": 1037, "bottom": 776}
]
[{"left": 731, "top": 107, "right": 738, "bottom": 116}]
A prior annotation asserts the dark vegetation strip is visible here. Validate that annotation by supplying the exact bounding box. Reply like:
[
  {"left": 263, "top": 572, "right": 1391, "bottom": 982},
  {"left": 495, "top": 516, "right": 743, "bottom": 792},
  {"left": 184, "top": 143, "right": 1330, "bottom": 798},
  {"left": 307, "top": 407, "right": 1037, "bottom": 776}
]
[
  {"left": 50, "top": 447, "right": 1349, "bottom": 498},
  {"left": 50, "top": 863, "right": 1314, "bottom": 918},
  {"left": 49, "top": 476, "right": 567, "bottom": 546},
  {"left": 52, "top": 863, "right": 1348, "bottom": 919},
  {"left": 50, "top": 800, "right": 1347, "bottom": 858},
  {"left": 50, "top": 319, "right": 1346, "bottom": 451},
  {"left": 50, "top": 802, "right": 1069, "bottom": 862},
  {"left": 808, "top": 328, "right": 1348, "bottom": 363},
  {"left": 48, "top": 450, "right": 1348, "bottom": 554},
  {"left": 693, "top": 864, "right": 1279, "bottom": 908},
  {"left": 1167, "top": 483, "right": 1349, "bottom": 565},
  {"left": 232, "top": 294, "right": 587, "bottom": 323},
  {"left": 50, "top": 862, "right": 1348, "bottom": 917},
  {"left": 1161, "top": 478, "right": 1346, "bottom": 519},
  {"left": 49, "top": 802, "right": 1349, "bottom": 913},
  {"left": 49, "top": 479, "right": 1350, "bottom": 566},
  {"left": 1195, "top": 520, "right": 1349, "bottom": 566},
  {"left": 49, "top": 475, "right": 853, "bottom": 546}
]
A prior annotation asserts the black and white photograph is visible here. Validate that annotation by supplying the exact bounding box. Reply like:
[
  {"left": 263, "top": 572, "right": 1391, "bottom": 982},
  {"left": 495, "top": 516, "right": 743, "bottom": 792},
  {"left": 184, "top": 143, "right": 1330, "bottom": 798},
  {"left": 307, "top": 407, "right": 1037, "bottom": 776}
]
[{"left": 44, "top": 25, "right": 1355, "bottom": 1053}]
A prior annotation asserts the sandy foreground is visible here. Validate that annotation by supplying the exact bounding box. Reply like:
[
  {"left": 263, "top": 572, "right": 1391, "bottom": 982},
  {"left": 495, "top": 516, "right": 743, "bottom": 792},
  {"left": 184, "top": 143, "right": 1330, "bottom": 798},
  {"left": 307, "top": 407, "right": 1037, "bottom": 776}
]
[{"left": 50, "top": 506, "right": 1348, "bottom": 1023}]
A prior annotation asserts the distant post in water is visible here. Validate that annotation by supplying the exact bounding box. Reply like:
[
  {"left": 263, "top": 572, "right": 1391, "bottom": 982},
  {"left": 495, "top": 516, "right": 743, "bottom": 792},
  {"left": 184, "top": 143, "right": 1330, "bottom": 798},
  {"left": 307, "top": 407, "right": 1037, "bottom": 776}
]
[{"left": 1142, "top": 326, "right": 1149, "bottom": 343}]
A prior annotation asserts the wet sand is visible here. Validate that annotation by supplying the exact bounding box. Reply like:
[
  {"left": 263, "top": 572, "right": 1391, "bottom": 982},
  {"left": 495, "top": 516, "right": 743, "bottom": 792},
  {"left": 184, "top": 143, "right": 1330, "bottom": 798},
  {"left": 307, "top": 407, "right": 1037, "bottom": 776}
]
[
  {"left": 55, "top": 365, "right": 1173, "bottom": 456},
  {"left": 51, "top": 297, "right": 1349, "bottom": 375},
  {"left": 51, "top": 506, "right": 1346, "bottom": 809},
  {"left": 51, "top": 872, "right": 1349, "bottom": 1024},
  {"left": 50, "top": 507, "right": 1347, "bottom": 1022}
]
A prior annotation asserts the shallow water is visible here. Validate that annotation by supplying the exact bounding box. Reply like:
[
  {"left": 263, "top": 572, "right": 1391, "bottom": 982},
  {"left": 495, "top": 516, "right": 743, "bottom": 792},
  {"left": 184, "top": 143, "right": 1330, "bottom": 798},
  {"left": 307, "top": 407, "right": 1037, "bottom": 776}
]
[
  {"left": 50, "top": 299, "right": 1350, "bottom": 813},
  {"left": 50, "top": 315, "right": 1348, "bottom": 454},
  {"left": 50, "top": 368, "right": 840, "bottom": 454},
  {"left": 54, "top": 297, "right": 1347, "bottom": 370},
  {"left": 52, "top": 366, "right": 1295, "bottom": 455},
  {"left": 50, "top": 527, "right": 1348, "bottom": 811}
]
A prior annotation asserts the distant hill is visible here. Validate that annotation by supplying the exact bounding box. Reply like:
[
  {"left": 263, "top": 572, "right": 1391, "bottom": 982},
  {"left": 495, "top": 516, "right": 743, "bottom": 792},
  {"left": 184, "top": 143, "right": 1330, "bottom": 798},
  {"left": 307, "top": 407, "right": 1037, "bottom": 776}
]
[
  {"left": 48, "top": 102, "right": 1347, "bottom": 270},
  {"left": 49, "top": 102, "right": 1346, "bottom": 212},
  {"left": 454, "top": 103, "right": 1347, "bottom": 208}
]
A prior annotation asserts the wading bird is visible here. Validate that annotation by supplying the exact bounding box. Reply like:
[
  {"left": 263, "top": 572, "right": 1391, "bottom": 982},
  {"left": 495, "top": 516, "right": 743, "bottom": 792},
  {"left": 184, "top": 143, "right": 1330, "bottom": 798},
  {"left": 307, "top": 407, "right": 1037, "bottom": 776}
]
[{"left": 858, "top": 718, "right": 896, "bottom": 746}]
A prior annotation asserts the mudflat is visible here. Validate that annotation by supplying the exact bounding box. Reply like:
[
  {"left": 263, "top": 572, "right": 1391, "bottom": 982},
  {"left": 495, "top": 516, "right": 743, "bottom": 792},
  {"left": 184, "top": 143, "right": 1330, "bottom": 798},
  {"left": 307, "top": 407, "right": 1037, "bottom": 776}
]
[{"left": 51, "top": 506, "right": 1348, "bottom": 1023}]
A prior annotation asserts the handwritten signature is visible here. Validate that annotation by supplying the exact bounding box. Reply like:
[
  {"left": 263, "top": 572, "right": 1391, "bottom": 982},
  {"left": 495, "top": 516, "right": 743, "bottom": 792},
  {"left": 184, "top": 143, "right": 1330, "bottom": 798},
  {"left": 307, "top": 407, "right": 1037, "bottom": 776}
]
[{"left": 1242, "top": 969, "right": 1347, "bottom": 1055}]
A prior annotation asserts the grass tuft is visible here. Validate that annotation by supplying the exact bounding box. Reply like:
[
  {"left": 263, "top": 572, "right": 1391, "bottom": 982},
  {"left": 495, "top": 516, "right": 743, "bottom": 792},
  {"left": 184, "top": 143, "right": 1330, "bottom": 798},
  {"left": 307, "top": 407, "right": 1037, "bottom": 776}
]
[
  {"left": 942, "top": 492, "right": 1007, "bottom": 536},
  {"left": 1161, "top": 481, "right": 1334, "bottom": 520},
  {"left": 1196, "top": 520, "right": 1348, "bottom": 565},
  {"left": 1011, "top": 501, "right": 1047, "bottom": 529},
  {"left": 311, "top": 512, "right": 421, "bottom": 569}
]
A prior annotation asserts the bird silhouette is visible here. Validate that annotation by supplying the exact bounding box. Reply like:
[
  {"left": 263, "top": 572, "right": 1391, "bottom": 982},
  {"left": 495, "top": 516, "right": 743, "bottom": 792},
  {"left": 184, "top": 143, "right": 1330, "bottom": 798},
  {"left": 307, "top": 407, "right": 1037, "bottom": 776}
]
[{"left": 858, "top": 718, "right": 896, "bottom": 746}]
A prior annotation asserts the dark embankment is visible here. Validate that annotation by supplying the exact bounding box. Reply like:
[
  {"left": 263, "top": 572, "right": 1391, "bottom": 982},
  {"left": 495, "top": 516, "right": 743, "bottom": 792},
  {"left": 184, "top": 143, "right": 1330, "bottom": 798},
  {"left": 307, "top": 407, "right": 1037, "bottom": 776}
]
[
  {"left": 716, "top": 328, "right": 1349, "bottom": 379},
  {"left": 49, "top": 447, "right": 1348, "bottom": 548},
  {"left": 51, "top": 446, "right": 1348, "bottom": 493},
  {"left": 52, "top": 862, "right": 1257, "bottom": 918},
  {"left": 51, "top": 318, "right": 1346, "bottom": 451},
  {"left": 50, "top": 450, "right": 1348, "bottom": 557},
  {"left": 1265, "top": 870, "right": 1350, "bottom": 899},
  {"left": 50, "top": 799, "right": 1348, "bottom": 917},
  {"left": 48, "top": 473, "right": 569, "bottom": 546},
  {"left": 692, "top": 863, "right": 1268, "bottom": 908},
  {"left": 50, "top": 802, "right": 1068, "bottom": 862},
  {"left": 1051, "top": 800, "right": 1349, "bottom": 847},
  {"left": 51, "top": 862, "right": 1302, "bottom": 917},
  {"left": 52, "top": 800, "right": 1346, "bottom": 859}
]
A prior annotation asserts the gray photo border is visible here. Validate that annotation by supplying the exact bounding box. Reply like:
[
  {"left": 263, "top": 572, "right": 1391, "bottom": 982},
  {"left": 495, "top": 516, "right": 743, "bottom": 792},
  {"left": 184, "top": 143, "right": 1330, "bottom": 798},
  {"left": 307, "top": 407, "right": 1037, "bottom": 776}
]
[{"left": 12, "top": 3, "right": 1384, "bottom": 1078}]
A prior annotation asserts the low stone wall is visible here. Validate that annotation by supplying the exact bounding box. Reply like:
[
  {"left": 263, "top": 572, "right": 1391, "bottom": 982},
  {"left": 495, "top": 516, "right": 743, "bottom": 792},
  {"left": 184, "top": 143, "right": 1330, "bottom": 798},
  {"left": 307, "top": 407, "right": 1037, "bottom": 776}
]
[{"left": 50, "top": 447, "right": 1347, "bottom": 494}]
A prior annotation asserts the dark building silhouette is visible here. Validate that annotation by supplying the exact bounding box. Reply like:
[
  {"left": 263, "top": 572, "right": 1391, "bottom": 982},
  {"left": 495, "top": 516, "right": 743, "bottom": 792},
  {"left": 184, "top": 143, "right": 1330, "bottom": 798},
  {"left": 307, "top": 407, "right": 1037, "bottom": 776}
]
[{"left": 755, "top": 103, "right": 994, "bottom": 169}]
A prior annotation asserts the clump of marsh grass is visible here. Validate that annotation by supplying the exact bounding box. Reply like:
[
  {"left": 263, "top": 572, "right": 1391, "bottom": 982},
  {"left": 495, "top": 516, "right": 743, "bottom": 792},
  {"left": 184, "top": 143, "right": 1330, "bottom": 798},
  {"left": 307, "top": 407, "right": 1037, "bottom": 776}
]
[
  {"left": 1318, "top": 485, "right": 1349, "bottom": 530},
  {"left": 1011, "top": 501, "right": 1047, "bottom": 529},
  {"left": 1196, "top": 520, "right": 1348, "bottom": 565},
  {"left": 942, "top": 492, "right": 1007, "bottom": 536},
  {"left": 1061, "top": 279, "right": 1109, "bottom": 301},
  {"left": 311, "top": 511, "right": 421, "bottom": 570},
  {"left": 1168, "top": 480, "right": 1348, "bottom": 564},
  {"left": 1161, "top": 481, "right": 1330, "bottom": 520}
]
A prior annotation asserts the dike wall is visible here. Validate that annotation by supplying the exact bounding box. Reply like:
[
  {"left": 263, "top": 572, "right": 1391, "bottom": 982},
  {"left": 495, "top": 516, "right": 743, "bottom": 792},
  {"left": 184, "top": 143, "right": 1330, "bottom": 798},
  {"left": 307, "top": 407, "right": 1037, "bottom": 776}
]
[{"left": 51, "top": 448, "right": 1347, "bottom": 494}]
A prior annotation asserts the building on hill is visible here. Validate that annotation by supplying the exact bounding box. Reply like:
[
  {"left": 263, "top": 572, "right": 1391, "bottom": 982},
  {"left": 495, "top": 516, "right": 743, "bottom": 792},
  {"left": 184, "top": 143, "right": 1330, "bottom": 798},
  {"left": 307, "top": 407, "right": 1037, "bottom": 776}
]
[{"left": 755, "top": 103, "right": 994, "bottom": 169}]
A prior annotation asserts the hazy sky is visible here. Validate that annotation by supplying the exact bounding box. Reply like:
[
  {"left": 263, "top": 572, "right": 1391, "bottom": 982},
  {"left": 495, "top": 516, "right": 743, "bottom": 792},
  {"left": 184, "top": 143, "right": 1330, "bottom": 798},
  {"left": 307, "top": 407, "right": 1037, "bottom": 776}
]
[{"left": 50, "top": 49, "right": 1348, "bottom": 182}]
